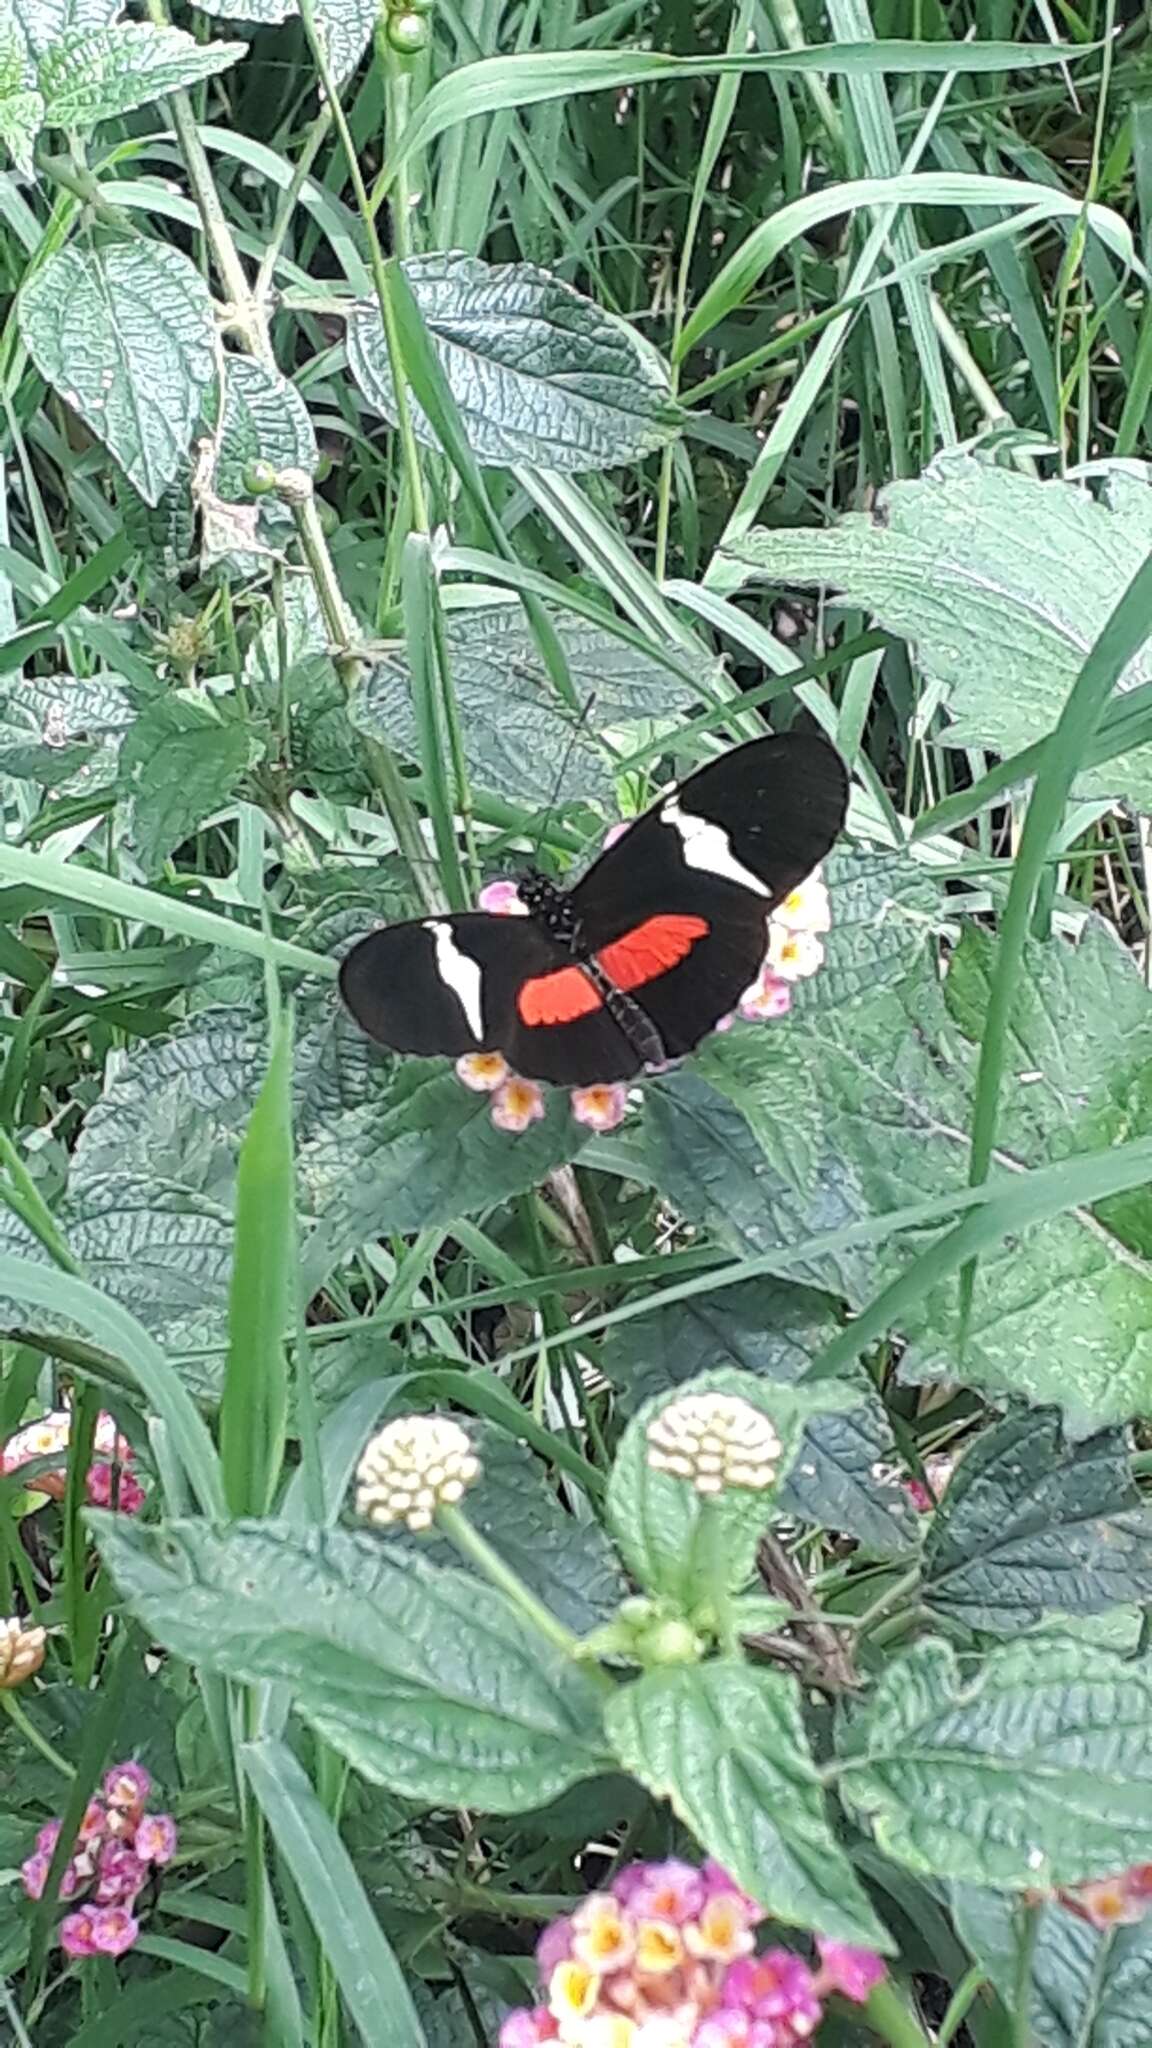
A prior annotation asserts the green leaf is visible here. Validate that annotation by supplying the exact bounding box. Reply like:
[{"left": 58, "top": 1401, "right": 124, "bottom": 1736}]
[
  {"left": 604, "top": 1278, "right": 917, "bottom": 1559},
  {"left": 37, "top": 22, "right": 244, "bottom": 129},
  {"left": 923, "top": 1409, "right": 1152, "bottom": 1634},
  {"left": 185, "top": 0, "right": 370, "bottom": 80},
  {"left": 299, "top": 1064, "right": 590, "bottom": 1290},
  {"left": 120, "top": 695, "right": 258, "bottom": 874},
  {"left": 0, "top": 21, "right": 41, "bottom": 172},
  {"left": 604, "top": 1366, "right": 860, "bottom": 1613},
  {"left": 347, "top": 253, "right": 681, "bottom": 472},
  {"left": 11, "top": 0, "right": 116, "bottom": 60},
  {"left": 839, "top": 1635, "right": 1152, "bottom": 1889},
  {"left": 18, "top": 241, "right": 217, "bottom": 506},
  {"left": 724, "top": 456, "right": 1152, "bottom": 806},
  {"left": 93, "top": 1516, "right": 611, "bottom": 1808},
  {"left": 606, "top": 1660, "right": 888, "bottom": 1947},
  {"left": 953, "top": 1884, "right": 1152, "bottom": 2048},
  {"left": 0, "top": 669, "right": 134, "bottom": 793},
  {"left": 215, "top": 355, "right": 317, "bottom": 529},
  {"left": 242, "top": 1740, "right": 427, "bottom": 2048},
  {"left": 219, "top": 1003, "right": 293, "bottom": 1517},
  {"left": 354, "top": 604, "right": 702, "bottom": 809}
]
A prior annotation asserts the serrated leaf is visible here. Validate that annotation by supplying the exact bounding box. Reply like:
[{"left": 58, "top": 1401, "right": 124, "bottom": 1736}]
[
  {"left": 603, "top": 1279, "right": 917, "bottom": 1559},
  {"left": 839, "top": 1635, "right": 1152, "bottom": 1889},
  {"left": 791, "top": 847, "right": 940, "bottom": 1014},
  {"left": 606, "top": 1660, "right": 888, "bottom": 1947},
  {"left": 184, "top": 0, "right": 370, "bottom": 79},
  {"left": 724, "top": 455, "right": 1152, "bottom": 806},
  {"left": 347, "top": 253, "right": 680, "bottom": 472},
  {"left": 19, "top": 241, "right": 216, "bottom": 505},
  {"left": 11, "top": 0, "right": 116, "bottom": 61},
  {"left": 38, "top": 23, "right": 244, "bottom": 129},
  {"left": 953, "top": 1883, "right": 1152, "bottom": 2048},
  {"left": 93, "top": 1516, "right": 611, "bottom": 1809},
  {"left": 120, "top": 695, "right": 258, "bottom": 874},
  {"left": 0, "top": 670, "right": 134, "bottom": 793},
  {"left": 0, "top": 79, "right": 42, "bottom": 173},
  {"left": 922, "top": 1410, "right": 1152, "bottom": 1634},
  {"left": 604, "top": 1366, "right": 860, "bottom": 1614},
  {"left": 299, "top": 1063, "right": 590, "bottom": 1290}
]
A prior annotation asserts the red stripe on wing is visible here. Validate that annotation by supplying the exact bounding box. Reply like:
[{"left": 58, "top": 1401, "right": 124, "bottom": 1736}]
[
  {"left": 598, "top": 913, "right": 709, "bottom": 991},
  {"left": 517, "top": 964, "right": 601, "bottom": 1028}
]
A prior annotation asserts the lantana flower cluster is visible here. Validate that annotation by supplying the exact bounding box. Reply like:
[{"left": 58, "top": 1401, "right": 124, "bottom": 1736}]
[
  {"left": 457, "top": 867, "right": 831, "bottom": 1137},
  {"left": 21, "top": 1761, "right": 176, "bottom": 1958},
  {"left": 498, "top": 1858, "right": 883, "bottom": 2047},
  {"left": 3, "top": 1409, "right": 145, "bottom": 1515}
]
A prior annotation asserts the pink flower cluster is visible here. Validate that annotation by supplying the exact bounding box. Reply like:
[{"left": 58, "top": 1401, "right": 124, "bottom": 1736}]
[
  {"left": 21, "top": 1760, "right": 176, "bottom": 1959},
  {"left": 901, "top": 1453, "right": 957, "bottom": 1514},
  {"left": 497, "top": 1858, "right": 883, "bottom": 2046},
  {"left": 3, "top": 1410, "right": 145, "bottom": 1515},
  {"left": 460, "top": 866, "right": 831, "bottom": 1137},
  {"left": 1059, "top": 1862, "right": 1152, "bottom": 1929}
]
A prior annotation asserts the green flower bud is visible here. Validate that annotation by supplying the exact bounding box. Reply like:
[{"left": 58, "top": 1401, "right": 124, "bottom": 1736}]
[
  {"left": 243, "top": 459, "right": 279, "bottom": 497},
  {"left": 387, "top": 9, "right": 429, "bottom": 52}
]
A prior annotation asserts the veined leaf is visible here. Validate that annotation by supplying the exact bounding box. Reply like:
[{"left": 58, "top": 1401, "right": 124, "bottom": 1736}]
[
  {"left": 11, "top": 0, "right": 116, "bottom": 60},
  {"left": 607, "top": 1660, "right": 888, "bottom": 1947},
  {"left": 347, "top": 252, "right": 681, "bottom": 472},
  {"left": 923, "top": 1410, "right": 1152, "bottom": 1634},
  {"left": 38, "top": 22, "right": 245, "bottom": 129},
  {"left": 120, "top": 696, "right": 259, "bottom": 874},
  {"left": 724, "top": 456, "right": 1152, "bottom": 806},
  {"left": 953, "top": 1883, "right": 1152, "bottom": 2048},
  {"left": 94, "top": 1516, "right": 611, "bottom": 1809},
  {"left": 839, "top": 1635, "right": 1152, "bottom": 1889},
  {"left": 19, "top": 241, "right": 216, "bottom": 505}
]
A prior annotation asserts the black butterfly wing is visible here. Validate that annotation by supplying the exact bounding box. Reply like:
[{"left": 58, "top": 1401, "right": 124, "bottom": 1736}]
[
  {"left": 338, "top": 911, "right": 641, "bottom": 1083},
  {"left": 566, "top": 731, "right": 848, "bottom": 1060}
]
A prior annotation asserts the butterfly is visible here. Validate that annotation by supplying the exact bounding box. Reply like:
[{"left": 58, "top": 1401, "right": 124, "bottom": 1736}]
[{"left": 339, "top": 732, "right": 848, "bottom": 1086}]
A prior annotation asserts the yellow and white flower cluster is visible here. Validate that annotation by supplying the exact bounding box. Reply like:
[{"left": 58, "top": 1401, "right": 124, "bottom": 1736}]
[
  {"left": 646, "top": 1393, "right": 782, "bottom": 1498},
  {"left": 355, "top": 1415, "right": 481, "bottom": 1533}
]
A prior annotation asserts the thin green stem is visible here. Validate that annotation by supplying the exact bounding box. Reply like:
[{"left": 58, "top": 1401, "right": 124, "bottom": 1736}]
[
  {"left": 435, "top": 1505, "right": 598, "bottom": 1668},
  {"left": 863, "top": 1979, "right": 935, "bottom": 2048},
  {"left": 1012, "top": 1900, "right": 1042, "bottom": 2048},
  {"left": 0, "top": 1689, "right": 75, "bottom": 1779}
]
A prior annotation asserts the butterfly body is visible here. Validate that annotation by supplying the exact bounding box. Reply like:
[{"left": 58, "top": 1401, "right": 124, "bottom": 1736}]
[{"left": 339, "top": 732, "right": 848, "bottom": 1086}]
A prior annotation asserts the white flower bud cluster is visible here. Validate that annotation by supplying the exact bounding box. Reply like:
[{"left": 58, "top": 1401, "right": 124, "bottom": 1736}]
[
  {"left": 356, "top": 1415, "right": 481, "bottom": 1533},
  {"left": 646, "top": 1393, "right": 782, "bottom": 1497},
  {"left": 0, "top": 1616, "right": 46, "bottom": 1689}
]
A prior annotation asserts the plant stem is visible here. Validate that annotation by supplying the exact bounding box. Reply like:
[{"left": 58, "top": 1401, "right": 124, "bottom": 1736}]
[
  {"left": 0, "top": 1689, "right": 75, "bottom": 1778},
  {"left": 435, "top": 1505, "right": 594, "bottom": 1667},
  {"left": 863, "top": 1979, "right": 935, "bottom": 2048},
  {"left": 1012, "top": 1900, "right": 1041, "bottom": 2048}
]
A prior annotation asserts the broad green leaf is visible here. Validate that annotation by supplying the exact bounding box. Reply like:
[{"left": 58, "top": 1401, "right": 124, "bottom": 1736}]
[
  {"left": 0, "top": 669, "right": 134, "bottom": 793},
  {"left": 37, "top": 22, "right": 244, "bottom": 129},
  {"left": 643, "top": 926, "right": 1152, "bottom": 1434},
  {"left": 923, "top": 1409, "right": 1152, "bottom": 1634},
  {"left": 953, "top": 1883, "right": 1152, "bottom": 2048},
  {"left": 120, "top": 695, "right": 259, "bottom": 874},
  {"left": 94, "top": 1516, "right": 611, "bottom": 1808},
  {"left": 606, "top": 1660, "right": 888, "bottom": 1947},
  {"left": 354, "top": 604, "right": 701, "bottom": 809},
  {"left": 789, "top": 847, "right": 940, "bottom": 1016},
  {"left": 724, "top": 456, "right": 1152, "bottom": 806},
  {"left": 19, "top": 242, "right": 216, "bottom": 505},
  {"left": 347, "top": 253, "right": 681, "bottom": 472},
  {"left": 299, "top": 1063, "right": 590, "bottom": 1290},
  {"left": 11, "top": 0, "right": 116, "bottom": 60},
  {"left": 186, "top": 0, "right": 370, "bottom": 80},
  {"left": 604, "top": 1366, "right": 860, "bottom": 1614},
  {"left": 839, "top": 1635, "right": 1152, "bottom": 1889},
  {"left": 604, "top": 1278, "right": 917, "bottom": 1559},
  {"left": 215, "top": 355, "right": 317, "bottom": 531}
]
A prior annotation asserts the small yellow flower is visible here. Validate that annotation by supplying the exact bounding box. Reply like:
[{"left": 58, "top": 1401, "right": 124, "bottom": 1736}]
[
  {"left": 491, "top": 1075, "right": 546, "bottom": 1133},
  {"left": 633, "top": 1919, "right": 683, "bottom": 1975},
  {"left": 685, "top": 1892, "right": 756, "bottom": 1963},
  {"left": 646, "top": 1393, "right": 781, "bottom": 1497},
  {"left": 0, "top": 1616, "right": 46, "bottom": 1689},
  {"left": 355, "top": 1415, "right": 481, "bottom": 1533},
  {"left": 576, "top": 2018, "right": 638, "bottom": 2048},
  {"left": 455, "top": 1051, "right": 509, "bottom": 1093},
  {"left": 549, "top": 1958, "right": 600, "bottom": 2024},
  {"left": 772, "top": 869, "right": 831, "bottom": 935},
  {"left": 765, "top": 925, "right": 824, "bottom": 983},
  {"left": 572, "top": 1896, "right": 636, "bottom": 1973}
]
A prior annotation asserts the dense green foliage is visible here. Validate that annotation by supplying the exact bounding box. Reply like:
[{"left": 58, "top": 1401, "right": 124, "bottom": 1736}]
[{"left": 2, "top": 1, "right": 1152, "bottom": 2043}]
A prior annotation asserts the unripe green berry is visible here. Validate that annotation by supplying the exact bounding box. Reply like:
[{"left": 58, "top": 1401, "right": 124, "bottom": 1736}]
[
  {"left": 387, "top": 9, "right": 428, "bottom": 52},
  {"left": 243, "top": 459, "right": 279, "bottom": 497}
]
